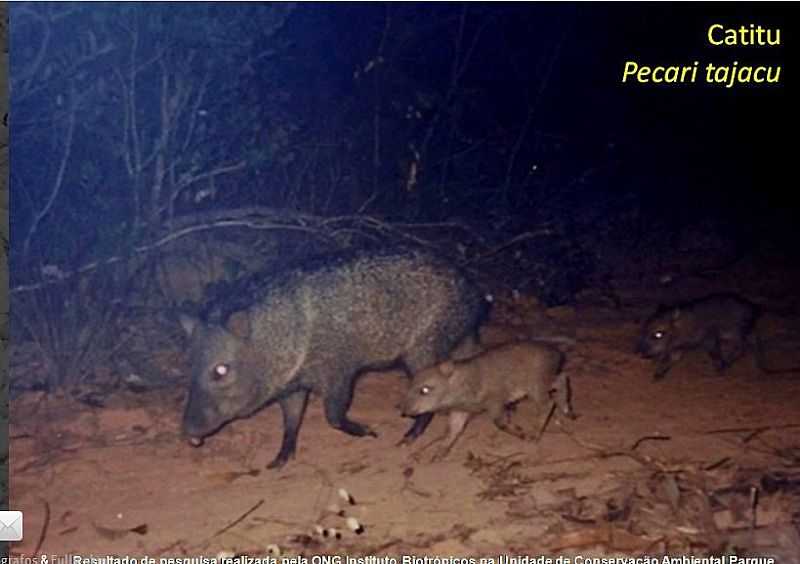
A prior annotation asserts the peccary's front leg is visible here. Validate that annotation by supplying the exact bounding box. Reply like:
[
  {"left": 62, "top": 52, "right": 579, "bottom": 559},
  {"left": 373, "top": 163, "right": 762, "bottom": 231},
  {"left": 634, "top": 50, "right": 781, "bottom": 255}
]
[
  {"left": 432, "top": 411, "right": 471, "bottom": 462},
  {"left": 323, "top": 377, "right": 378, "bottom": 437},
  {"left": 269, "top": 390, "right": 310, "bottom": 469},
  {"left": 653, "top": 351, "right": 681, "bottom": 380},
  {"left": 398, "top": 413, "right": 434, "bottom": 445},
  {"left": 396, "top": 352, "right": 437, "bottom": 445}
]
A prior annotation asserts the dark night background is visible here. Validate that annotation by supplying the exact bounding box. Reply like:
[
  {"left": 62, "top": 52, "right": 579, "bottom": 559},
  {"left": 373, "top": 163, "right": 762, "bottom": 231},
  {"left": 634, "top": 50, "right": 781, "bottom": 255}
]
[{"left": 7, "top": 2, "right": 797, "bottom": 387}]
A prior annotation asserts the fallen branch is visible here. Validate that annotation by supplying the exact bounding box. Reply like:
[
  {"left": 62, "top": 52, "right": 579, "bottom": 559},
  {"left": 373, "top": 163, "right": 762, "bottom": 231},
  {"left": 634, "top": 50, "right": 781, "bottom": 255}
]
[
  {"left": 210, "top": 499, "right": 264, "bottom": 539},
  {"left": 703, "top": 423, "right": 800, "bottom": 444}
]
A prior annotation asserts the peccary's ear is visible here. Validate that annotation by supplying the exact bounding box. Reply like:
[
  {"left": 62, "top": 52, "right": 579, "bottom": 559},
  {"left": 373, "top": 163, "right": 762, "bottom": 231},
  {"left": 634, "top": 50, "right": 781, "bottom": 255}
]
[
  {"left": 671, "top": 308, "right": 681, "bottom": 321},
  {"left": 227, "top": 311, "right": 252, "bottom": 339},
  {"left": 179, "top": 313, "right": 200, "bottom": 337},
  {"left": 438, "top": 360, "right": 456, "bottom": 375}
]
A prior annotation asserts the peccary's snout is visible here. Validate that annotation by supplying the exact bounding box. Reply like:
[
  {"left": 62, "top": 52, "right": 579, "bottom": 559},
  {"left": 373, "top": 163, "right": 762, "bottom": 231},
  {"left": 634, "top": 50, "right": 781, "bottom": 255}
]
[
  {"left": 400, "top": 402, "right": 421, "bottom": 418},
  {"left": 397, "top": 396, "right": 417, "bottom": 418},
  {"left": 182, "top": 410, "right": 222, "bottom": 447},
  {"left": 635, "top": 337, "right": 654, "bottom": 357},
  {"left": 182, "top": 417, "right": 209, "bottom": 446},
  {"left": 637, "top": 341, "right": 658, "bottom": 359},
  {"left": 182, "top": 412, "right": 219, "bottom": 445}
]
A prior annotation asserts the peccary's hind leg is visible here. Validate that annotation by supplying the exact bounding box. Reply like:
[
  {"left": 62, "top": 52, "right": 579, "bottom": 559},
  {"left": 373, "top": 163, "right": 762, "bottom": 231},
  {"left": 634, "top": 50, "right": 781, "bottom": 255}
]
[
  {"left": 491, "top": 404, "right": 529, "bottom": 441},
  {"left": 654, "top": 351, "right": 681, "bottom": 380},
  {"left": 269, "top": 390, "right": 310, "bottom": 470},
  {"left": 323, "top": 377, "right": 378, "bottom": 437},
  {"left": 493, "top": 416, "right": 530, "bottom": 440}
]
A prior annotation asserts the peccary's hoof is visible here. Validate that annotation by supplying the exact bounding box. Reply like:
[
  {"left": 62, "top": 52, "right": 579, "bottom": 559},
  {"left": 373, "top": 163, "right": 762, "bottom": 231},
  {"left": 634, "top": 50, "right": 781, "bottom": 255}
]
[
  {"left": 188, "top": 437, "right": 205, "bottom": 447},
  {"left": 564, "top": 410, "right": 578, "bottom": 421},
  {"left": 267, "top": 457, "right": 288, "bottom": 470},
  {"left": 396, "top": 436, "right": 415, "bottom": 447},
  {"left": 336, "top": 420, "right": 377, "bottom": 438}
]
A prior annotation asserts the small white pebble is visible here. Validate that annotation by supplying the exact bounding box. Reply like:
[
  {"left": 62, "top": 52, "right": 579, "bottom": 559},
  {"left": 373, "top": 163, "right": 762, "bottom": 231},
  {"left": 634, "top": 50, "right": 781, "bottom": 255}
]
[
  {"left": 216, "top": 551, "right": 236, "bottom": 559},
  {"left": 313, "top": 524, "right": 325, "bottom": 536},
  {"left": 338, "top": 487, "right": 355, "bottom": 505},
  {"left": 345, "top": 516, "right": 365, "bottom": 535},
  {"left": 266, "top": 544, "right": 281, "bottom": 556}
]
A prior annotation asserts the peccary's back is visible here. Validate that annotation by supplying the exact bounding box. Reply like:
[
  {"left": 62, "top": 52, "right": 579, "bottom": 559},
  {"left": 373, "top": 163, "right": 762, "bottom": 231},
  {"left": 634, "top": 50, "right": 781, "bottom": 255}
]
[
  {"left": 664, "top": 294, "right": 758, "bottom": 347},
  {"left": 311, "top": 253, "right": 480, "bottom": 358},
  {"left": 206, "top": 247, "right": 487, "bottom": 379},
  {"left": 468, "top": 342, "right": 563, "bottom": 402}
]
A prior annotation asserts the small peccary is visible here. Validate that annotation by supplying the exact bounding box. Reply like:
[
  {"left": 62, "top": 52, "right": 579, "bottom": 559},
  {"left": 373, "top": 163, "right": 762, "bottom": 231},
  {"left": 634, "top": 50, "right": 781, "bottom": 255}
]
[
  {"left": 180, "top": 247, "right": 488, "bottom": 469},
  {"left": 402, "top": 342, "right": 575, "bottom": 461},
  {"left": 637, "top": 293, "right": 758, "bottom": 379}
]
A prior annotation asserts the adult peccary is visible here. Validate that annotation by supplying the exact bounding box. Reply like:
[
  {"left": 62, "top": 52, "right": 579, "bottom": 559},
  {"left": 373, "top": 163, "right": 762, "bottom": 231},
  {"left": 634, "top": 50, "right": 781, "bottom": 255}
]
[
  {"left": 637, "top": 293, "right": 799, "bottom": 379},
  {"left": 402, "top": 342, "right": 575, "bottom": 461},
  {"left": 180, "top": 247, "right": 489, "bottom": 468}
]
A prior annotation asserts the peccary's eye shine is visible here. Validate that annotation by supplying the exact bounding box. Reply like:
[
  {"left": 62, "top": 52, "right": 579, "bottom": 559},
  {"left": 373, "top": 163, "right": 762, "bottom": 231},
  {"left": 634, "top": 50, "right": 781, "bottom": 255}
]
[
  {"left": 212, "top": 364, "right": 229, "bottom": 380},
  {"left": 653, "top": 331, "right": 664, "bottom": 340},
  {"left": 420, "top": 385, "right": 431, "bottom": 395}
]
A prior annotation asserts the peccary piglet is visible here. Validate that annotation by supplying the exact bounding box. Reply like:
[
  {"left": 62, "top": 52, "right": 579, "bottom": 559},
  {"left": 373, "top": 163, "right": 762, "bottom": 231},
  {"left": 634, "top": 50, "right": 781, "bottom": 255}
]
[
  {"left": 402, "top": 342, "right": 575, "bottom": 461},
  {"left": 637, "top": 293, "right": 758, "bottom": 379},
  {"left": 181, "top": 247, "right": 488, "bottom": 469}
]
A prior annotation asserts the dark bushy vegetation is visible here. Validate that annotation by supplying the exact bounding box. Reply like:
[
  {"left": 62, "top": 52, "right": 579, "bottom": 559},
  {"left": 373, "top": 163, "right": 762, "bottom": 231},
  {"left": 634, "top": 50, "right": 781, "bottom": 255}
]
[{"left": 10, "top": 3, "right": 791, "bottom": 389}]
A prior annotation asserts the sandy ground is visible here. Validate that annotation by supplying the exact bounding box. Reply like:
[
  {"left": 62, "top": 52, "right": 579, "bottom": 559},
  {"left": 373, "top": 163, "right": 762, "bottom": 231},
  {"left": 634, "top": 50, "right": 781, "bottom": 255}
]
[{"left": 8, "top": 275, "right": 800, "bottom": 560}]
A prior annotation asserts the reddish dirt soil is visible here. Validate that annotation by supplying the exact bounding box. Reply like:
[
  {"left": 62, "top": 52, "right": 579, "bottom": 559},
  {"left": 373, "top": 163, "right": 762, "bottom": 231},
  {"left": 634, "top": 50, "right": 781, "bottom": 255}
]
[{"left": 9, "top": 266, "right": 800, "bottom": 560}]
